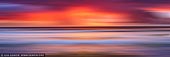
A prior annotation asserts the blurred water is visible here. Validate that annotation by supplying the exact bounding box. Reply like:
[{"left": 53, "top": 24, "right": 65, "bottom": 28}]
[{"left": 0, "top": 28, "right": 170, "bottom": 57}]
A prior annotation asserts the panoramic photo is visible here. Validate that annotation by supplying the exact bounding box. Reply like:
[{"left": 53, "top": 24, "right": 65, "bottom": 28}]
[{"left": 0, "top": 0, "right": 170, "bottom": 57}]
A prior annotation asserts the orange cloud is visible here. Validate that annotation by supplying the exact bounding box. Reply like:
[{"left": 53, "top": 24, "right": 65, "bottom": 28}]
[
  {"left": 0, "top": 6, "right": 130, "bottom": 26},
  {"left": 64, "top": 6, "right": 130, "bottom": 26}
]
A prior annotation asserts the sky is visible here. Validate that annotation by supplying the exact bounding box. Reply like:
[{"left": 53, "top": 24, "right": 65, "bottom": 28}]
[{"left": 0, "top": 0, "right": 170, "bottom": 27}]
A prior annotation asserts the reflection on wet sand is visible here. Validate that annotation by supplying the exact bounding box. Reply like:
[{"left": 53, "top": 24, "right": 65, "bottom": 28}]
[{"left": 0, "top": 28, "right": 170, "bottom": 57}]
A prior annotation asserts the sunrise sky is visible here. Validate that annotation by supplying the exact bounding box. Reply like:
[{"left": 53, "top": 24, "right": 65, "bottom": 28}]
[{"left": 0, "top": 0, "right": 170, "bottom": 27}]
